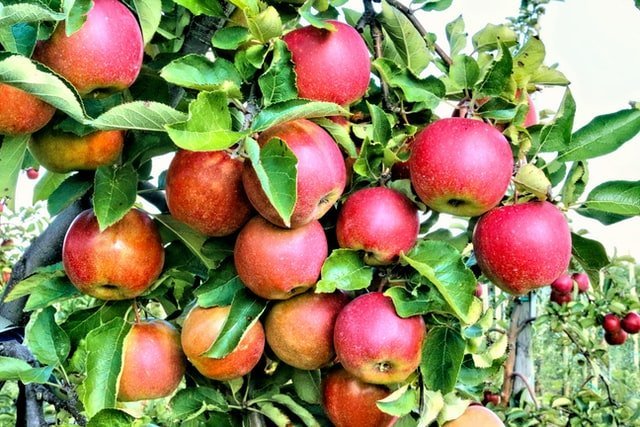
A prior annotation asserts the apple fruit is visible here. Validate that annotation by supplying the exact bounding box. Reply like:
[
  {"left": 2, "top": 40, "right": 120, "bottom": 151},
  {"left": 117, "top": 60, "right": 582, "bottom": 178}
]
[
  {"left": 28, "top": 129, "right": 124, "bottom": 173},
  {"left": 283, "top": 21, "right": 370, "bottom": 105},
  {"left": 482, "top": 390, "right": 501, "bottom": 406},
  {"left": 234, "top": 216, "right": 328, "bottom": 300},
  {"left": 265, "top": 291, "right": 348, "bottom": 370},
  {"left": 604, "top": 329, "right": 628, "bottom": 346},
  {"left": 62, "top": 208, "right": 165, "bottom": 300},
  {"left": 551, "top": 274, "right": 573, "bottom": 294},
  {"left": 242, "top": 119, "right": 346, "bottom": 228},
  {"left": 117, "top": 319, "right": 185, "bottom": 401},
  {"left": 444, "top": 405, "right": 504, "bottom": 427},
  {"left": 0, "top": 84, "right": 55, "bottom": 135},
  {"left": 472, "top": 201, "right": 571, "bottom": 295},
  {"left": 475, "top": 283, "right": 483, "bottom": 298},
  {"left": 1, "top": 267, "right": 10, "bottom": 284},
  {"left": 334, "top": 292, "right": 425, "bottom": 384},
  {"left": 322, "top": 368, "right": 397, "bottom": 427},
  {"left": 602, "top": 313, "right": 621, "bottom": 333},
  {"left": 409, "top": 117, "right": 514, "bottom": 217},
  {"left": 180, "top": 305, "right": 265, "bottom": 380},
  {"left": 550, "top": 290, "right": 572, "bottom": 305},
  {"left": 26, "top": 168, "right": 39, "bottom": 180},
  {"left": 621, "top": 312, "right": 640, "bottom": 334},
  {"left": 524, "top": 94, "right": 537, "bottom": 127},
  {"left": 572, "top": 272, "right": 590, "bottom": 293},
  {"left": 32, "top": 0, "right": 143, "bottom": 96},
  {"left": 336, "top": 187, "right": 419, "bottom": 265},
  {"left": 165, "top": 150, "right": 253, "bottom": 236}
]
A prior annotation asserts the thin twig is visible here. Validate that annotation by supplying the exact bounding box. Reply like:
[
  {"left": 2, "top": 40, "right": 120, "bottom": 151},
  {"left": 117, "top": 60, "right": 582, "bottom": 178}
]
[{"left": 511, "top": 372, "right": 539, "bottom": 409}]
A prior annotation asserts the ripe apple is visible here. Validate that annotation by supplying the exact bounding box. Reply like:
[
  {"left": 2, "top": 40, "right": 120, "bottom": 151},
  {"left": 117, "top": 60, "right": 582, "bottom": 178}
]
[
  {"left": 551, "top": 274, "right": 573, "bottom": 294},
  {"left": 444, "top": 405, "right": 505, "bottom": 427},
  {"left": 621, "top": 312, "right": 640, "bottom": 334},
  {"left": 523, "top": 94, "right": 537, "bottom": 127},
  {"left": 475, "top": 283, "right": 483, "bottom": 298},
  {"left": 265, "top": 291, "right": 348, "bottom": 370},
  {"left": 0, "top": 84, "right": 55, "bottom": 135},
  {"left": 472, "top": 201, "right": 571, "bottom": 295},
  {"left": 165, "top": 150, "right": 253, "bottom": 236},
  {"left": 550, "top": 290, "right": 572, "bottom": 305},
  {"left": 572, "top": 272, "right": 590, "bottom": 293},
  {"left": 334, "top": 292, "right": 425, "bottom": 384},
  {"left": 26, "top": 168, "right": 39, "bottom": 180},
  {"left": 1, "top": 268, "right": 10, "bottom": 284},
  {"left": 33, "top": 0, "right": 143, "bottom": 96},
  {"left": 604, "top": 329, "right": 628, "bottom": 346},
  {"left": 336, "top": 187, "right": 419, "bottom": 265},
  {"left": 180, "top": 305, "right": 265, "bottom": 381},
  {"left": 28, "top": 129, "right": 124, "bottom": 173},
  {"left": 322, "top": 368, "right": 397, "bottom": 427},
  {"left": 242, "top": 119, "right": 346, "bottom": 228},
  {"left": 482, "top": 390, "right": 501, "bottom": 406},
  {"left": 602, "top": 313, "right": 621, "bottom": 333},
  {"left": 234, "top": 216, "right": 328, "bottom": 300},
  {"left": 117, "top": 319, "right": 185, "bottom": 401},
  {"left": 409, "top": 117, "right": 514, "bottom": 217},
  {"left": 283, "top": 20, "right": 370, "bottom": 105},
  {"left": 62, "top": 208, "right": 165, "bottom": 300}
]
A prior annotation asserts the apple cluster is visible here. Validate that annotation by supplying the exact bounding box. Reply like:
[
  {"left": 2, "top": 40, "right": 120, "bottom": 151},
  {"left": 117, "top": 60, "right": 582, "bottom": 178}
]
[
  {"left": 602, "top": 311, "right": 640, "bottom": 346},
  {"left": 549, "top": 272, "right": 590, "bottom": 305}
]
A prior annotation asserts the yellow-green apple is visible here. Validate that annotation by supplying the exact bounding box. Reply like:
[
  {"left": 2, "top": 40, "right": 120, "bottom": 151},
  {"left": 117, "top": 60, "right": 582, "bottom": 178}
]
[
  {"left": 165, "top": 150, "right": 253, "bottom": 236},
  {"left": 472, "top": 201, "right": 571, "bottom": 295},
  {"left": 409, "top": 117, "right": 514, "bottom": 217},
  {"left": 621, "top": 312, "right": 640, "bottom": 334},
  {"left": 444, "top": 405, "right": 505, "bottom": 427},
  {"left": 242, "top": 119, "right": 346, "bottom": 228},
  {"left": 322, "top": 367, "right": 397, "bottom": 427},
  {"left": 572, "top": 272, "right": 590, "bottom": 293},
  {"left": 334, "top": 292, "right": 425, "bottom": 384},
  {"left": 33, "top": 0, "right": 143, "bottom": 96},
  {"left": 180, "top": 305, "right": 265, "bottom": 380},
  {"left": 117, "top": 319, "right": 185, "bottom": 401},
  {"left": 265, "top": 291, "right": 348, "bottom": 369},
  {"left": 62, "top": 208, "right": 164, "bottom": 300},
  {"left": 234, "top": 216, "right": 328, "bottom": 300},
  {"left": 0, "top": 84, "right": 55, "bottom": 135},
  {"left": 283, "top": 21, "right": 370, "bottom": 105},
  {"left": 28, "top": 129, "right": 124, "bottom": 173},
  {"left": 336, "top": 187, "right": 419, "bottom": 265}
]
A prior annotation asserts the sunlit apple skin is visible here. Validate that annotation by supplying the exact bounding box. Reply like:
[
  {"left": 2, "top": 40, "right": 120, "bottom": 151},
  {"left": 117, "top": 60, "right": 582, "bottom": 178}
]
[
  {"left": 283, "top": 21, "right": 370, "bottom": 105},
  {"left": 234, "top": 216, "right": 328, "bottom": 300},
  {"left": 0, "top": 84, "right": 55, "bottom": 135},
  {"left": 242, "top": 119, "right": 346, "bottom": 228},
  {"left": 409, "top": 117, "right": 514, "bottom": 217},
  {"left": 572, "top": 272, "right": 590, "bottom": 293},
  {"left": 62, "top": 209, "right": 165, "bottom": 300},
  {"left": 551, "top": 274, "right": 573, "bottom": 294},
  {"left": 444, "top": 405, "right": 505, "bottom": 427},
  {"left": 336, "top": 187, "right": 419, "bottom": 265},
  {"left": 28, "top": 129, "right": 124, "bottom": 173},
  {"left": 472, "top": 201, "right": 571, "bottom": 295},
  {"left": 265, "top": 291, "right": 349, "bottom": 370},
  {"left": 334, "top": 292, "right": 425, "bottom": 385},
  {"left": 524, "top": 95, "right": 537, "bottom": 127},
  {"left": 33, "top": 0, "right": 143, "bottom": 96},
  {"left": 322, "top": 368, "right": 397, "bottom": 427},
  {"left": 117, "top": 320, "right": 185, "bottom": 402},
  {"left": 181, "top": 305, "right": 265, "bottom": 381},
  {"left": 165, "top": 150, "right": 253, "bottom": 236}
]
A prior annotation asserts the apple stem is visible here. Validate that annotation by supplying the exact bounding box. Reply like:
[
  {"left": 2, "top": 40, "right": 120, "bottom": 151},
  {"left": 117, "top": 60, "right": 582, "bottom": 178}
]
[{"left": 133, "top": 300, "right": 141, "bottom": 324}]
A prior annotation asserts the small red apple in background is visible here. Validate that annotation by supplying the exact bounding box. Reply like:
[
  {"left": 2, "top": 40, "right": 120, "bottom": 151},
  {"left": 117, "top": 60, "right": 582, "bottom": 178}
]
[
  {"left": 475, "top": 283, "right": 483, "bottom": 298},
  {"left": 444, "top": 405, "right": 505, "bottom": 427},
  {"left": 472, "top": 201, "right": 571, "bottom": 295},
  {"left": 283, "top": 21, "right": 370, "bottom": 105},
  {"left": 0, "top": 84, "right": 55, "bottom": 136},
  {"left": 551, "top": 274, "right": 574, "bottom": 294},
  {"left": 602, "top": 313, "right": 621, "bottom": 333},
  {"left": 62, "top": 208, "right": 165, "bottom": 300},
  {"left": 482, "top": 390, "right": 501, "bottom": 406},
  {"left": 550, "top": 290, "right": 572, "bottom": 305},
  {"left": 336, "top": 187, "right": 419, "bottom": 265},
  {"left": 26, "top": 168, "right": 39, "bottom": 180},
  {"left": 243, "top": 119, "right": 346, "bottom": 228},
  {"left": 1, "top": 268, "right": 11, "bottom": 284},
  {"left": 33, "top": 0, "right": 143, "bottom": 96},
  {"left": 621, "top": 312, "right": 640, "bottom": 334},
  {"left": 117, "top": 319, "right": 185, "bottom": 402},
  {"left": 165, "top": 150, "right": 253, "bottom": 236},
  {"left": 334, "top": 292, "right": 425, "bottom": 385},
  {"left": 234, "top": 216, "right": 328, "bottom": 300},
  {"left": 180, "top": 305, "right": 265, "bottom": 380},
  {"left": 409, "top": 117, "right": 514, "bottom": 217},
  {"left": 572, "top": 272, "right": 590, "bottom": 293},
  {"left": 322, "top": 368, "right": 397, "bottom": 427},
  {"left": 265, "top": 291, "right": 348, "bottom": 370},
  {"left": 523, "top": 94, "right": 537, "bottom": 127},
  {"left": 605, "top": 329, "right": 628, "bottom": 346}
]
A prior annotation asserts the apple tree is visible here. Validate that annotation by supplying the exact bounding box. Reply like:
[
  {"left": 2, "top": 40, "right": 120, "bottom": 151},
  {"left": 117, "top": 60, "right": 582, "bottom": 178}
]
[{"left": 0, "top": 0, "right": 639, "bottom": 425}]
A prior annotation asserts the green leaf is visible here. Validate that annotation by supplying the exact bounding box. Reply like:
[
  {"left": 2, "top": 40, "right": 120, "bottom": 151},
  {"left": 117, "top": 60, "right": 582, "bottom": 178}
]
[
  {"left": 0, "top": 356, "right": 54, "bottom": 384},
  {"left": 400, "top": 240, "right": 476, "bottom": 323},
  {"left": 61, "top": 301, "right": 131, "bottom": 348},
  {"left": 47, "top": 173, "right": 92, "bottom": 216},
  {"left": 0, "top": 3, "right": 65, "bottom": 26},
  {"left": 418, "top": 0, "right": 452, "bottom": 11},
  {"left": 292, "top": 368, "right": 321, "bottom": 404},
  {"left": 537, "top": 88, "right": 575, "bottom": 153},
  {"left": 247, "top": 6, "right": 282, "bottom": 43},
  {"left": 449, "top": 54, "right": 479, "bottom": 89},
  {"left": 134, "top": 0, "right": 162, "bottom": 45},
  {"left": 353, "top": 137, "right": 384, "bottom": 179},
  {"left": 244, "top": 137, "right": 297, "bottom": 227},
  {"left": 445, "top": 15, "right": 466, "bottom": 57},
  {"left": 0, "top": 22, "right": 38, "bottom": 56},
  {"left": 298, "top": 0, "right": 335, "bottom": 30},
  {"left": 561, "top": 160, "right": 588, "bottom": 207},
  {"left": 530, "top": 65, "right": 569, "bottom": 86},
  {"left": 571, "top": 233, "right": 609, "bottom": 277},
  {"left": 315, "top": 249, "right": 373, "bottom": 293},
  {"left": 313, "top": 117, "right": 357, "bottom": 158},
  {"left": 377, "top": 384, "right": 419, "bottom": 417},
  {"left": 367, "top": 102, "right": 392, "bottom": 144},
  {"left": 171, "top": 0, "right": 225, "bottom": 16},
  {"left": 195, "top": 261, "right": 245, "bottom": 307},
  {"left": 385, "top": 285, "right": 456, "bottom": 318},
  {"left": 259, "top": 39, "right": 297, "bottom": 106},
  {"left": 32, "top": 170, "right": 69, "bottom": 204},
  {"left": 251, "top": 99, "right": 347, "bottom": 132},
  {"left": 475, "top": 43, "right": 512, "bottom": 97},
  {"left": 63, "top": 0, "right": 92, "bottom": 36},
  {"left": 420, "top": 326, "right": 465, "bottom": 393},
  {"left": 5, "top": 268, "right": 80, "bottom": 311},
  {"left": 212, "top": 26, "right": 252, "bottom": 50},
  {"left": 154, "top": 214, "right": 220, "bottom": 270},
  {"left": 160, "top": 55, "right": 242, "bottom": 97},
  {"left": 92, "top": 164, "right": 137, "bottom": 231},
  {"left": 257, "top": 402, "right": 291, "bottom": 427},
  {"left": 0, "top": 134, "right": 28, "bottom": 210},
  {"left": 27, "top": 306, "right": 70, "bottom": 366},
  {"left": 91, "top": 101, "right": 187, "bottom": 131},
  {"left": 472, "top": 24, "right": 517, "bottom": 51},
  {"left": 87, "top": 409, "right": 135, "bottom": 427},
  {"left": 417, "top": 388, "right": 444, "bottom": 427},
  {"left": 373, "top": 59, "right": 444, "bottom": 109},
  {"left": 170, "top": 387, "right": 229, "bottom": 421},
  {"left": 270, "top": 394, "right": 320, "bottom": 427},
  {"left": 556, "top": 108, "right": 640, "bottom": 162},
  {"left": 512, "top": 37, "right": 545, "bottom": 86},
  {"left": 581, "top": 180, "right": 640, "bottom": 217}
]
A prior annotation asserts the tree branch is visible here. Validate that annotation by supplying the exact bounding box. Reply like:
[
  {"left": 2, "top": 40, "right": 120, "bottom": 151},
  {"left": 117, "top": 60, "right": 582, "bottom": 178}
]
[{"left": 511, "top": 372, "right": 539, "bottom": 409}]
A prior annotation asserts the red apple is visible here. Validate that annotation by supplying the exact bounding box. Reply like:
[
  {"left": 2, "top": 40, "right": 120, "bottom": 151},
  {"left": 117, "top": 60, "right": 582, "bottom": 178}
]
[
  {"left": 444, "top": 405, "right": 505, "bottom": 427},
  {"left": 1, "top": 268, "right": 10, "bottom": 284},
  {"left": 572, "top": 272, "right": 590, "bottom": 293},
  {"left": 550, "top": 290, "right": 572, "bottom": 305},
  {"left": 472, "top": 201, "right": 571, "bottom": 295},
  {"left": 33, "top": 0, "right": 143, "bottom": 96},
  {"left": 336, "top": 187, "right": 419, "bottom": 265},
  {"left": 551, "top": 274, "right": 573, "bottom": 294},
  {"left": 604, "top": 329, "right": 628, "bottom": 346},
  {"left": 265, "top": 291, "right": 348, "bottom": 370},
  {"left": 117, "top": 319, "right": 185, "bottom": 401},
  {"left": 621, "top": 312, "right": 640, "bottom": 334},
  {"left": 602, "top": 313, "right": 621, "bottom": 333},
  {"left": 524, "top": 94, "right": 537, "bottom": 127},
  {"left": 322, "top": 368, "right": 397, "bottom": 427},
  {"left": 165, "top": 150, "right": 253, "bottom": 236},
  {"left": 62, "top": 208, "right": 165, "bottom": 300},
  {"left": 26, "top": 168, "right": 39, "bottom": 180},
  {"left": 409, "top": 118, "right": 514, "bottom": 217},
  {"left": 475, "top": 283, "right": 483, "bottom": 298},
  {"left": 180, "top": 305, "right": 265, "bottom": 381},
  {"left": 0, "top": 84, "right": 55, "bottom": 135},
  {"left": 334, "top": 292, "right": 425, "bottom": 384},
  {"left": 283, "top": 21, "right": 370, "bottom": 105},
  {"left": 482, "top": 390, "right": 501, "bottom": 406},
  {"left": 234, "top": 216, "right": 328, "bottom": 300}
]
